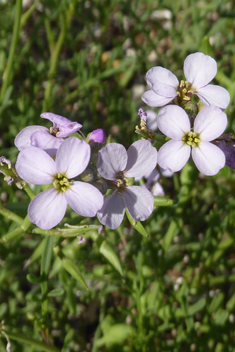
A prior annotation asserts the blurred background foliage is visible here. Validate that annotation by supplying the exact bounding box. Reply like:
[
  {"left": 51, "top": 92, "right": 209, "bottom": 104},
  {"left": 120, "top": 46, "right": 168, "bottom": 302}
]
[{"left": 1, "top": 0, "right": 235, "bottom": 351}]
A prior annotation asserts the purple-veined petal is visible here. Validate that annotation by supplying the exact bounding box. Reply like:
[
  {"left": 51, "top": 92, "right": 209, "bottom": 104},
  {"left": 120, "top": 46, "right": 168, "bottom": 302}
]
[
  {"left": 31, "top": 130, "right": 64, "bottom": 155},
  {"left": 196, "top": 85, "right": 230, "bottom": 110},
  {"left": 56, "top": 137, "right": 90, "bottom": 178},
  {"left": 158, "top": 105, "right": 191, "bottom": 139},
  {"left": 194, "top": 106, "right": 227, "bottom": 141},
  {"left": 218, "top": 141, "right": 235, "bottom": 170},
  {"left": 142, "top": 90, "right": 174, "bottom": 107},
  {"left": 122, "top": 186, "right": 154, "bottom": 221},
  {"left": 125, "top": 140, "right": 157, "bottom": 178},
  {"left": 146, "top": 110, "right": 158, "bottom": 130},
  {"left": 158, "top": 140, "right": 191, "bottom": 172},
  {"left": 192, "top": 142, "right": 225, "bottom": 176},
  {"left": 15, "top": 147, "right": 56, "bottom": 184},
  {"left": 184, "top": 52, "right": 217, "bottom": 88},
  {"left": 97, "top": 191, "right": 125, "bottom": 229},
  {"left": 97, "top": 143, "right": 128, "bottom": 180},
  {"left": 65, "top": 181, "right": 103, "bottom": 217},
  {"left": 28, "top": 189, "right": 67, "bottom": 229},
  {"left": 14, "top": 126, "right": 48, "bottom": 151},
  {"left": 41, "top": 112, "right": 82, "bottom": 137},
  {"left": 146, "top": 67, "right": 179, "bottom": 97}
]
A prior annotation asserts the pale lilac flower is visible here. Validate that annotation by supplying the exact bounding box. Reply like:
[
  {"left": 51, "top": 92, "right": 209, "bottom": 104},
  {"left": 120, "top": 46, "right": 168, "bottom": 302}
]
[
  {"left": 136, "top": 167, "right": 173, "bottom": 196},
  {"left": 97, "top": 140, "right": 158, "bottom": 229},
  {"left": 15, "top": 137, "right": 103, "bottom": 230},
  {"left": 218, "top": 141, "right": 235, "bottom": 170},
  {"left": 146, "top": 110, "right": 158, "bottom": 130},
  {"left": 142, "top": 52, "right": 230, "bottom": 110},
  {"left": 14, "top": 112, "right": 82, "bottom": 156},
  {"left": 143, "top": 169, "right": 164, "bottom": 196},
  {"left": 157, "top": 105, "right": 227, "bottom": 176}
]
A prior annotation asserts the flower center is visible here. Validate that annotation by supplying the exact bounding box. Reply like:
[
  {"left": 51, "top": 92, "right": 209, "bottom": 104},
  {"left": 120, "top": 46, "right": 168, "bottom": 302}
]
[
  {"left": 53, "top": 173, "right": 71, "bottom": 192},
  {"left": 176, "top": 80, "right": 194, "bottom": 107},
  {"left": 114, "top": 172, "right": 128, "bottom": 191},
  {"left": 182, "top": 131, "right": 201, "bottom": 148},
  {"left": 50, "top": 126, "right": 60, "bottom": 137}
]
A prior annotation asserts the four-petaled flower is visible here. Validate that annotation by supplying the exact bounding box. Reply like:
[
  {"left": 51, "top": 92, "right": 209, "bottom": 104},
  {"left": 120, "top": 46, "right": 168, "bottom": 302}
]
[
  {"left": 157, "top": 105, "right": 227, "bottom": 176},
  {"left": 96, "top": 140, "right": 158, "bottom": 229},
  {"left": 142, "top": 52, "right": 230, "bottom": 110},
  {"left": 15, "top": 112, "right": 82, "bottom": 156},
  {"left": 15, "top": 137, "right": 104, "bottom": 229}
]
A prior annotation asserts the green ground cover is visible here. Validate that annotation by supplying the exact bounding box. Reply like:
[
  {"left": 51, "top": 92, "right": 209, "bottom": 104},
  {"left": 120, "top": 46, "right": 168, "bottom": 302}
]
[{"left": 1, "top": 0, "right": 235, "bottom": 351}]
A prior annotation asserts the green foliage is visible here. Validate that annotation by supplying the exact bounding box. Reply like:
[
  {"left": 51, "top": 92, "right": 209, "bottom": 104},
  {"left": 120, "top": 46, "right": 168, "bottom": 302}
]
[{"left": 1, "top": 0, "right": 235, "bottom": 351}]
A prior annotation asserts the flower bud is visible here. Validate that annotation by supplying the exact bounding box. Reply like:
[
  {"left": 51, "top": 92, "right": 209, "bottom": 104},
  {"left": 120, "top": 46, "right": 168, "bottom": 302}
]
[{"left": 87, "top": 129, "right": 106, "bottom": 150}]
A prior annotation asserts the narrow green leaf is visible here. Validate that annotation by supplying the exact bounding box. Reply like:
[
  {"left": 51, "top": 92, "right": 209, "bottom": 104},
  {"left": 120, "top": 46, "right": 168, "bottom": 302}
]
[
  {"left": 2, "top": 331, "right": 60, "bottom": 352},
  {"left": 62, "top": 257, "right": 88, "bottom": 290},
  {"left": 96, "top": 324, "right": 135, "bottom": 347},
  {"left": 47, "top": 287, "right": 64, "bottom": 297},
  {"left": 188, "top": 298, "right": 206, "bottom": 316},
  {"left": 26, "top": 274, "right": 45, "bottom": 284},
  {"left": 163, "top": 220, "right": 178, "bottom": 252},
  {"left": 41, "top": 236, "right": 54, "bottom": 275},
  {"left": 99, "top": 240, "right": 123, "bottom": 277},
  {"left": 154, "top": 197, "right": 174, "bottom": 207},
  {"left": 126, "top": 209, "right": 148, "bottom": 237},
  {"left": 213, "top": 309, "right": 229, "bottom": 325}
]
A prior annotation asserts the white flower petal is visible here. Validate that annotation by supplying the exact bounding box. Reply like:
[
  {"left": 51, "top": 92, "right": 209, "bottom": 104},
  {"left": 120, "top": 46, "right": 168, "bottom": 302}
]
[
  {"left": 28, "top": 189, "right": 67, "bottom": 229},
  {"left": 15, "top": 147, "right": 56, "bottom": 184},
  {"left": 65, "top": 182, "right": 103, "bottom": 217},
  {"left": 125, "top": 140, "right": 157, "bottom": 178},
  {"left": 146, "top": 66, "right": 179, "bottom": 97},
  {"left": 14, "top": 126, "right": 48, "bottom": 151},
  {"left": 142, "top": 90, "right": 174, "bottom": 107},
  {"left": 97, "top": 143, "right": 127, "bottom": 180},
  {"left": 158, "top": 140, "right": 191, "bottom": 172},
  {"left": 122, "top": 186, "right": 154, "bottom": 221},
  {"left": 97, "top": 191, "right": 125, "bottom": 229},
  {"left": 196, "top": 85, "right": 230, "bottom": 110},
  {"left": 158, "top": 105, "right": 190, "bottom": 139},
  {"left": 184, "top": 52, "right": 217, "bottom": 88},
  {"left": 194, "top": 106, "right": 227, "bottom": 141},
  {"left": 56, "top": 138, "right": 90, "bottom": 178},
  {"left": 192, "top": 142, "right": 225, "bottom": 176}
]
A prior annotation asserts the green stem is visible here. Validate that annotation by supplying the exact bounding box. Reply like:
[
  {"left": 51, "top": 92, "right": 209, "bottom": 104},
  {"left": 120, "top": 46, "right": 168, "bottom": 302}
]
[
  {"left": 40, "top": 236, "right": 54, "bottom": 336},
  {"left": 24, "top": 184, "right": 36, "bottom": 200},
  {"left": 42, "top": 2, "right": 75, "bottom": 111},
  {"left": 20, "top": 0, "right": 40, "bottom": 28},
  {"left": 0, "top": 215, "right": 31, "bottom": 243},
  {"left": 0, "top": 204, "right": 23, "bottom": 225},
  {"left": 0, "top": 0, "right": 22, "bottom": 102}
]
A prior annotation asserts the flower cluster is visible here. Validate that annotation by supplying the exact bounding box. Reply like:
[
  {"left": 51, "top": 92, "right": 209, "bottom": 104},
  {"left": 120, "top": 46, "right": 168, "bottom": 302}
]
[{"left": 1, "top": 52, "right": 233, "bottom": 232}]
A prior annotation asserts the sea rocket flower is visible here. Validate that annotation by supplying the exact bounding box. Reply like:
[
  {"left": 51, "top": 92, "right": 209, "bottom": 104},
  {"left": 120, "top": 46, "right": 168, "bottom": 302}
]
[
  {"left": 157, "top": 105, "right": 227, "bottom": 175},
  {"left": 97, "top": 140, "right": 158, "bottom": 229},
  {"left": 15, "top": 137, "right": 103, "bottom": 230},
  {"left": 14, "top": 112, "right": 82, "bottom": 156},
  {"left": 142, "top": 52, "right": 230, "bottom": 110}
]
